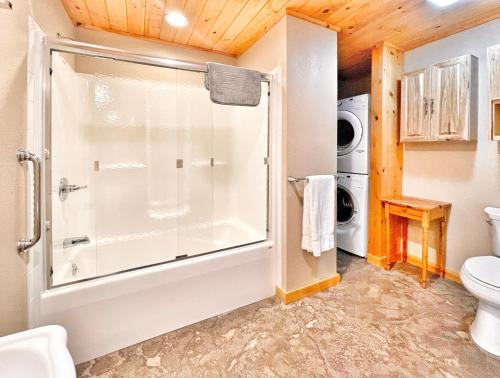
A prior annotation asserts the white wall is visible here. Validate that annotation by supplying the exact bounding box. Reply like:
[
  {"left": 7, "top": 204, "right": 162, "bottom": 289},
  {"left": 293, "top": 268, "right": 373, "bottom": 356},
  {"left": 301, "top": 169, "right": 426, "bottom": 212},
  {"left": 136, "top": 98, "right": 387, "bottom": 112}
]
[{"left": 403, "top": 18, "right": 500, "bottom": 274}]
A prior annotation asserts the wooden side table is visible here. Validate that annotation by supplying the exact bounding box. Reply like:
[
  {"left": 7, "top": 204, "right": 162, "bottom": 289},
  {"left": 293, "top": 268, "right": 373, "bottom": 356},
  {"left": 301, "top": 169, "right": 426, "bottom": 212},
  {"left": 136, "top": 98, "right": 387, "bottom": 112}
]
[{"left": 382, "top": 196, "right": 451, "bottom": 288}]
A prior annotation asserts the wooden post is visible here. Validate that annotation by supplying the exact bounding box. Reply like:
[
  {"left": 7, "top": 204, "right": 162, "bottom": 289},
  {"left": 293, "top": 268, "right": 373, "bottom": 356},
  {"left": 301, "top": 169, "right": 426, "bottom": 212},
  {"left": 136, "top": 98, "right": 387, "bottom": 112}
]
[{"left": 367, "top": 42, "right": 404, "bottom": 267}]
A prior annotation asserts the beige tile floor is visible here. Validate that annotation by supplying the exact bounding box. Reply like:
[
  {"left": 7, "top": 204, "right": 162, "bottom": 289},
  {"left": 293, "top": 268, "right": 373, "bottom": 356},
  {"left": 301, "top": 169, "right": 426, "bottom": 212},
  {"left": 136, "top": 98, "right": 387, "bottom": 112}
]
[{"left": 77, "top": 251, "right": 500, "bottom": 377}]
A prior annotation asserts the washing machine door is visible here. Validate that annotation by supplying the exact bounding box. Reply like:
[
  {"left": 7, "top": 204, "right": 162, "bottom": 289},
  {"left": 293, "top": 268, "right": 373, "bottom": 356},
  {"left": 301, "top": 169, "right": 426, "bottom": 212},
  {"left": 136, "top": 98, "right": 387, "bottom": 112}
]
[
  {"left": 337, "top": 110, "right": 363, "bottom": 156},
  {"left": 337, "top": 185, "right": 359, "bottom": 226}
]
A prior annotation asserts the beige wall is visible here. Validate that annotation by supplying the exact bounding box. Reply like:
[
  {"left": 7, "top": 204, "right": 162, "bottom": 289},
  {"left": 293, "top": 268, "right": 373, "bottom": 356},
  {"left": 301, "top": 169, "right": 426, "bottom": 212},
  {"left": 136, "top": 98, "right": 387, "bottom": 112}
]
[
  {"left": 239, "top": 16, "right": 338, "bottom": 292},
  {"left": 237, "top": 17, "right": 287, "bottom": 288},
  {"left": 338, "top": 75, "right": 371, "bottom": 100},
  {"left": 403, "top": 18, "right": 500, "bottom": 274},
  {"left": 285, "top": 17, "right": 338, "bottom": 291},
  {"left": 76, "top": 28, "right": 236, "bottom": 66},
  {"left": 0, "top": 0, "right": 75, "bottom": 336}
]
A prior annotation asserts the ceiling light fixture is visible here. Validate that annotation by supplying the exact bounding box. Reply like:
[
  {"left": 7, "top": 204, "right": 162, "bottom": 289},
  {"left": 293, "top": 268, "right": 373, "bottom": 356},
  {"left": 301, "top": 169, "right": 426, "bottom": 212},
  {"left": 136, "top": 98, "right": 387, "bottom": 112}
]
[
  {"left": 165, "top": 11, "right": 188, "bottom": 28},
  {"left": 428, "top": 0, "right": 460, "bottom": 7}
]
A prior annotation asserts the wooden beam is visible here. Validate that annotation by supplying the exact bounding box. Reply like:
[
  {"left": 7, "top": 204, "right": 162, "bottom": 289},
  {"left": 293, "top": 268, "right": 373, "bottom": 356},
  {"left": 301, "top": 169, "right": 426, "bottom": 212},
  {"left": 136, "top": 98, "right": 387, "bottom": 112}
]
[
  {"left": 285, "top": 9, "right": 341, "bottom": 32},
  {"left": 368, "top": 42, "right": 403, "bottom": 265}
]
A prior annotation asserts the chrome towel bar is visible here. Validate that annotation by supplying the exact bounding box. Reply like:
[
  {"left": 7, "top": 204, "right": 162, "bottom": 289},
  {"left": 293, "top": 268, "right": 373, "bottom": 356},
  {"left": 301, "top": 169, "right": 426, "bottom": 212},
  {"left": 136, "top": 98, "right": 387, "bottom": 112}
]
[
  {"left": 17, "top": 149, "right": 41, "bottom": 255},
  {"left": 287, "top": 174, "right": 340, "bottom": 183}
]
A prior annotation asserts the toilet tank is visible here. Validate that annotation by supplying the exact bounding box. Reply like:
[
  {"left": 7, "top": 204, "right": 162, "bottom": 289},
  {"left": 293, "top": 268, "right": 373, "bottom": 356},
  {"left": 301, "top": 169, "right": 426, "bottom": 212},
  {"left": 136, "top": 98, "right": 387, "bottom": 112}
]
[{"left": 485, "top": 207, "right": 500, "bottom": 257}]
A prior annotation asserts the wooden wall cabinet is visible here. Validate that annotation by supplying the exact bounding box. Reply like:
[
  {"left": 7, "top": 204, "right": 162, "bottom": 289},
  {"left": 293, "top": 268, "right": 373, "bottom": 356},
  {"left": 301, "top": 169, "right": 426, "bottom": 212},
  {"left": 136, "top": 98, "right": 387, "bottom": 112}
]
[{"left": 400, "top": 54, "right": 478, "bottom": 142}]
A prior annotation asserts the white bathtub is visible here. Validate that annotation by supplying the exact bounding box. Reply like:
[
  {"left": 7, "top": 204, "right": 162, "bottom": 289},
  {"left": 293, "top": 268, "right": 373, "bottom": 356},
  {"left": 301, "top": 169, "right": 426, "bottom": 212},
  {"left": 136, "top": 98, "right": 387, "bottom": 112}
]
[
  {"left": 36, "top": 240, "right": 275, "bottom": 363},
  {"left": 52, "top": 218, "right": 266, "bottom": 286}
]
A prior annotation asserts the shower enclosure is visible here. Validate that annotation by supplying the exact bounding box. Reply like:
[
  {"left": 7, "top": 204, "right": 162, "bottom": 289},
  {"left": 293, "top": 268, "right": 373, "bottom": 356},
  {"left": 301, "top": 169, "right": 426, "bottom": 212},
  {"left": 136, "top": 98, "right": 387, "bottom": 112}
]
[{"left": 42, "top": 42, "right": 269, "bottom": 287}]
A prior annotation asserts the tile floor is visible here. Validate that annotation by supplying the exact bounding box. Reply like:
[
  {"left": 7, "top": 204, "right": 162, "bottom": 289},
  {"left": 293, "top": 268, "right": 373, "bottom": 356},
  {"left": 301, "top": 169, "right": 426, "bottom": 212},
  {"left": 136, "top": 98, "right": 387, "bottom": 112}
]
[{"left": 77, "top": 251, "right": 500, "bottom": 377}]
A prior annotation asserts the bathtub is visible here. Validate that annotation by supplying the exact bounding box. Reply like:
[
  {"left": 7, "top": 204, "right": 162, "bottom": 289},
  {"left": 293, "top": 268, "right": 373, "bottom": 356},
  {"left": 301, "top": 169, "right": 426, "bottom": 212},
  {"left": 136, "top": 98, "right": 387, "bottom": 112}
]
[{"left": 36, "top": 240, "right": 275, "bottom": 363}]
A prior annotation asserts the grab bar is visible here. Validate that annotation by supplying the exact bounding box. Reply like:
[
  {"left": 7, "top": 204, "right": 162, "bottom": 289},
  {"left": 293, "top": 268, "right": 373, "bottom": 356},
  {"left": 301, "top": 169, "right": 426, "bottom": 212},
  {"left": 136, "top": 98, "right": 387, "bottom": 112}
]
[
  {"left": 17, "top": 149, "right": 41, "bottom": 255},
  {"left": 287, "top": 174, "right": 339, "bottom": 183}
]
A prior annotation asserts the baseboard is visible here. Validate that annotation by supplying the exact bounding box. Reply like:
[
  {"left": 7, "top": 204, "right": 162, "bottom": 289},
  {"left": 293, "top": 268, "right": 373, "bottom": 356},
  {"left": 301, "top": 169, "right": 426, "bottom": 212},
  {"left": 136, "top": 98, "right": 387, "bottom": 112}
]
[
  {"left": 276, "top": 274, "right": 341, "bottom": 304},
  {"left": 367, "top": 253, "right": 386, "bottom": 268},
  {"left": 406, "top": 255, "right": 461, "bottom": 285}
]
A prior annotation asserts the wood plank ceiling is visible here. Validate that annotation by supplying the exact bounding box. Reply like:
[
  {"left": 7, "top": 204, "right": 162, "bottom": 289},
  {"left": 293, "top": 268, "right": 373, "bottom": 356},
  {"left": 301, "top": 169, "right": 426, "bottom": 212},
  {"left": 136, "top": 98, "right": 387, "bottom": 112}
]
[{"left": 61, "top": 0, "right": 500, "bottom": 78}]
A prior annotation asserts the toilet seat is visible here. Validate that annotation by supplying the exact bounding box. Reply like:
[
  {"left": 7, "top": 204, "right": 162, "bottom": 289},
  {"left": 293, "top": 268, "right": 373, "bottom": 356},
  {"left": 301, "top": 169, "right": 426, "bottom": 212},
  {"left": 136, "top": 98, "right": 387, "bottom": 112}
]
[{"left": 463, "top": 256, "right": 500, "bottom": 290}]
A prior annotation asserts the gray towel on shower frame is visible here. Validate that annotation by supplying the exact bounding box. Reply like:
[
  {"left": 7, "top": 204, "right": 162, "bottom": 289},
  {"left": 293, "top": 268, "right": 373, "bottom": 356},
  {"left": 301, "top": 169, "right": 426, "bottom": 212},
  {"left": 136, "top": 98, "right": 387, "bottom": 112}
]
[{"left": 206, "top": 62, "right": 262, "bottom": 107}]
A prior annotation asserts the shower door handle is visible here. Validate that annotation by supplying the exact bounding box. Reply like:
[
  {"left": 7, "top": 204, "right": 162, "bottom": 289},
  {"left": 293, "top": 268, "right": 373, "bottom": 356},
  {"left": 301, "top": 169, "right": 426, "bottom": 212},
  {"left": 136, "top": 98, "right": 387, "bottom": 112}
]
[{"left": 17, "top": 149, "right": 42, "bottom": 255}]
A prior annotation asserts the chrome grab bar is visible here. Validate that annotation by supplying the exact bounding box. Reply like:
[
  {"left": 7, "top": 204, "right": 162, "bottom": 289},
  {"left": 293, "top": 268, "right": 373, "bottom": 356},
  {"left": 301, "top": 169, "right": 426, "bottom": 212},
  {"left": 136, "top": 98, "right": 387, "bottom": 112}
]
[
  {"left": 17, "top": 149, "right": 41, "bottom": 255},
  {"left": 287, "top": 174, "right": 339, "bottom": 183}
]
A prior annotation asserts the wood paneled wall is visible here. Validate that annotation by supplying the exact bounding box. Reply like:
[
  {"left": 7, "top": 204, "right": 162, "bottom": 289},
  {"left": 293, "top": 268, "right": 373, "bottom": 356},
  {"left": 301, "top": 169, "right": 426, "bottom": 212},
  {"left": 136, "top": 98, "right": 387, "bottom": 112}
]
[{"left": 367, "top": 43, "right": 404, "bottom": 266}]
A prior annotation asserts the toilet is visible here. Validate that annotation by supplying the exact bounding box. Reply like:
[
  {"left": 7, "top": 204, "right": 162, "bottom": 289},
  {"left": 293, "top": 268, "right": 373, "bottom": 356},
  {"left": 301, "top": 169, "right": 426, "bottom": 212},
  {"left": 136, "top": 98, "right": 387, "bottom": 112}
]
[{"left": 460, "top": 207, "right": 500, "bottom": 356}]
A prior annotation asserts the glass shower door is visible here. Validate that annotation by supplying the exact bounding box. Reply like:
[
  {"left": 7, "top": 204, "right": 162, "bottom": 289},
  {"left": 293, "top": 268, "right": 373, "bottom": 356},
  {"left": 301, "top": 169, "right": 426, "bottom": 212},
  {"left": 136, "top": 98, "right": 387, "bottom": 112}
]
[
  {"left": 49, "top": 47, "right": 268, "bottom": 288},
  {"left": 50, "top": 51, "right": 181, "bottom": 284},
  {"left": 176, "top": 70, "right": 213, "bottom": 257}
]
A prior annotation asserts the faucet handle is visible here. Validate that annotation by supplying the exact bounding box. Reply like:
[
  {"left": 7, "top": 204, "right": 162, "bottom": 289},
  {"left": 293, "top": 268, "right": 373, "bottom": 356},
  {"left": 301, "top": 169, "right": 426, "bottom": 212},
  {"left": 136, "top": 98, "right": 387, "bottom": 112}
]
[{"left": 59, "top": 177, "right": 88, "bottom": 201}]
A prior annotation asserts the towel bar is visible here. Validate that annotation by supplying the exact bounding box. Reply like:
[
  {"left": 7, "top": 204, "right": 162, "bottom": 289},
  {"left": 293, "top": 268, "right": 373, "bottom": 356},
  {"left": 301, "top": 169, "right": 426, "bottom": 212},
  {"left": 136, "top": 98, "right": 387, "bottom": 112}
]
[{"left": 287, "top": 174, "right": 339, "bottom": 183}]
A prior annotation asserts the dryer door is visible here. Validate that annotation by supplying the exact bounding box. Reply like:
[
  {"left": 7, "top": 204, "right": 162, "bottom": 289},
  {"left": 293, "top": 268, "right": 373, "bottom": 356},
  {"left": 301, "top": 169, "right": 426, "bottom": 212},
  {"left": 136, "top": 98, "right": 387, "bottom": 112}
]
[
  {"left": 337, "top": 110, "right": 363, "bottom": 156},
  {"left": 337, "top": 185, "right": 359, "bottom": 226}
]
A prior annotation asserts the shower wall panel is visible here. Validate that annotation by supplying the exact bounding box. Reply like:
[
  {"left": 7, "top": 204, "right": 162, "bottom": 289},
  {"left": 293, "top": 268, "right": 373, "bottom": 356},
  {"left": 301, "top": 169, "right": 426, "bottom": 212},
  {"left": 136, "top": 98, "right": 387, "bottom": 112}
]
[{"left": 50, "top": 52, "right": 268, "bottom": 286}]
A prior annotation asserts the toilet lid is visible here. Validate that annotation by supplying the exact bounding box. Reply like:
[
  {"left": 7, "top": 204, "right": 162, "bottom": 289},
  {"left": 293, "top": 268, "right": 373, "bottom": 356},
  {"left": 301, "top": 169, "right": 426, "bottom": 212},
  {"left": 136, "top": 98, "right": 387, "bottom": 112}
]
[{"left": 464, "top": 256, "right": 500, "bottom": 288}]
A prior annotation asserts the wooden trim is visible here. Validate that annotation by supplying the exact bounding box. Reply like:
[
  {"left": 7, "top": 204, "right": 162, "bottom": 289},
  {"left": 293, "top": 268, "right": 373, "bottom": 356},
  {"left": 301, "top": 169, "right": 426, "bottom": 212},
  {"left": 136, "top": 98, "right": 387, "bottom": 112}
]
[
  {"left": 368, "top": 43, "right": 404, "bottom": 262},
  {"left": 285, "top": 9, "right": 341, "bottom": 32},
  {"left": 276, "top": 274, "right": 341, "bottom": 305},
  {"left": 367, "top": 253, "right": 386, "bottom": 268},
  {"left": 372, "top": 41, "right": 401, "bottom": 51},
  {"left": 406, "top": 255, "right": 461, "bottom": 285},
  {"left": 369, "top": 252, "right": 460, "bottom": 285}
]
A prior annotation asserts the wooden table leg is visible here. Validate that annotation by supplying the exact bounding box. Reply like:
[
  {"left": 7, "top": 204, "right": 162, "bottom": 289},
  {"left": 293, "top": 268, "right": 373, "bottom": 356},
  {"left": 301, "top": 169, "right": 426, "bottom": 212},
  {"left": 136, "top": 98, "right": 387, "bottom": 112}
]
[
  {"left": 402, "top": 218, "right": 408, "bottom": 263},
  {"left": 384, "top": 205, "right": 392, "bottom": 271},
  {"left": 421, "top": 223, "right": 429, "bottom": 289},
  {"left": 439, "top": 219, "right": 446, "bottom": 279}
]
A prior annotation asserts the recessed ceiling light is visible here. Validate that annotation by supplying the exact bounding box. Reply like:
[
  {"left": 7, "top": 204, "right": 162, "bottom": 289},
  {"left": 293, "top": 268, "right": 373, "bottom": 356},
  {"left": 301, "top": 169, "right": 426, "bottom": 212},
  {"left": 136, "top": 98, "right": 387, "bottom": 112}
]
[
  {"left": 165, "top": 11, "right": 188, "bottom": 28},
  {"left": 428, "top": 0, "right": 460, "bottom": 7}
]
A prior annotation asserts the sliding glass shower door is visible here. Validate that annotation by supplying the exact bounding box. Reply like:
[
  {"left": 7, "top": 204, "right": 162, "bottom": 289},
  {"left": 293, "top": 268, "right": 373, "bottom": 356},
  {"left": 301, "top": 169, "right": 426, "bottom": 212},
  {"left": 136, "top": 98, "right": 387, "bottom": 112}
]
[{"left": 49, "top": 50, "right": 268, "bottom": 287}]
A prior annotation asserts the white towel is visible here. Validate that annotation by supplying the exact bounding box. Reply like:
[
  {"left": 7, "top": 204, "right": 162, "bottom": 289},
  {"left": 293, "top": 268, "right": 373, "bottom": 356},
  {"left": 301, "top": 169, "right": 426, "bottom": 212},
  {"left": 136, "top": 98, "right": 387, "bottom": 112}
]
[{"left": 301, "top": 175, "right": 335, "bottom": 257}]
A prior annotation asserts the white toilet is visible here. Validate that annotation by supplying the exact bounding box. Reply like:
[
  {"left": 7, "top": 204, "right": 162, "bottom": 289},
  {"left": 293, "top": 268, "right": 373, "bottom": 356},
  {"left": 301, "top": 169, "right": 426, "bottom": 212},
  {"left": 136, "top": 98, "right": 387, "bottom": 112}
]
[{"left": 460, "top": 207, "right": 500, "bottom": 356}]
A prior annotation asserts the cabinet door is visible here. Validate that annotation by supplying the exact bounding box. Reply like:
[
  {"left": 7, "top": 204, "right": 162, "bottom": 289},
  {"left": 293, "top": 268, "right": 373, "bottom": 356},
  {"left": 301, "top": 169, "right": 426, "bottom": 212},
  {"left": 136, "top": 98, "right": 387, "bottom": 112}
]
[
  {"left": 430, "top": 55, "right": 472, "bottom": 141},
  {"left": 488, "top": 44, "right": 500, "bottom": 101},
  {"left": 400, "top": 68, "right": 429, "bottom": 142}
]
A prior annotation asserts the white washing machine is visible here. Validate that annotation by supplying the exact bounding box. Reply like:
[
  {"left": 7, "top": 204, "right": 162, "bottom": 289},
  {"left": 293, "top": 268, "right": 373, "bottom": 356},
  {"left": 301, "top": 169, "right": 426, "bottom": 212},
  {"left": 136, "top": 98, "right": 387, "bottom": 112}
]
[
  {"left": 336, "top": 172, "right": 368, "bottom": 257},
  {"left": 337, "top": 94, "right": 370, "bottom": 175}
]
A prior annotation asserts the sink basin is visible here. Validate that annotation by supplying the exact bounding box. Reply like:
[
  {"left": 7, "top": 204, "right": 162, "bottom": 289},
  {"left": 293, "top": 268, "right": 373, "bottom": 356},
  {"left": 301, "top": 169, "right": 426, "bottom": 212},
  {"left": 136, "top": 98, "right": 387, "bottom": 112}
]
[{"left": 0, "top": 325, "right": 76, "bottom": 378}]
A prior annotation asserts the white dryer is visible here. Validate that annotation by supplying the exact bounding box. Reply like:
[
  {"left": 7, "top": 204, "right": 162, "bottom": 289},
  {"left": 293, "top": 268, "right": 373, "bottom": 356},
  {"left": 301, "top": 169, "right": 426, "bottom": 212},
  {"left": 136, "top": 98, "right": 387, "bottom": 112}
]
[
  {"left": 337, "top": 94, "right": 370, "bottom": 175},
  {"left": 336, "top": 172, "right": 368, "bottom": 257}
]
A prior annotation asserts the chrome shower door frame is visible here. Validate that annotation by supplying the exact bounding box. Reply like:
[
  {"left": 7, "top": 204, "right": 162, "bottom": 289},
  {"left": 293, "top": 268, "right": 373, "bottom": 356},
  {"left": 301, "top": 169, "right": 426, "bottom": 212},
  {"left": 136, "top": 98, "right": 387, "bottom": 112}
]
[{"left": 42, "top": 37, "right": 273, "bottom": 290}]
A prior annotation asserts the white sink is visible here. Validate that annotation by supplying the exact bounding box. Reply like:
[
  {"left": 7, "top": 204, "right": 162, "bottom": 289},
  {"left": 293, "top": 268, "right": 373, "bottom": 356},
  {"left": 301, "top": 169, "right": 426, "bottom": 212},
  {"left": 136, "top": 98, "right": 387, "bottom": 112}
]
[{"left": 0, "top": 325, "right": 76, "bottom": 378}]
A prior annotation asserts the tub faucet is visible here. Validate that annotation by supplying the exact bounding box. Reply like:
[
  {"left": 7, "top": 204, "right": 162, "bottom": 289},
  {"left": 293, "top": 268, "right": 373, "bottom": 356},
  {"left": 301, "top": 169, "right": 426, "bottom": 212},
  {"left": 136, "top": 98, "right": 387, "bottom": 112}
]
[{"left": 63, "top": 236, "right": 90, "bottom": 249}]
